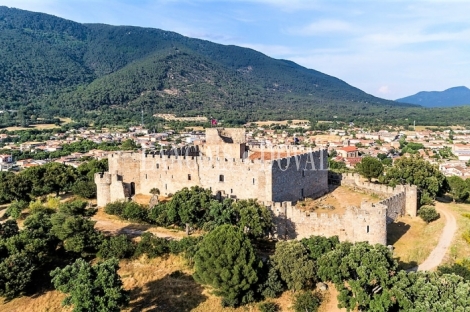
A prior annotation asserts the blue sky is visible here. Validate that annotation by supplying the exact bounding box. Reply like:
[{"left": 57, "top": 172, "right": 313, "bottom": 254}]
[{"left": 2, "top": 0, "right": 470, "bottom": 100}]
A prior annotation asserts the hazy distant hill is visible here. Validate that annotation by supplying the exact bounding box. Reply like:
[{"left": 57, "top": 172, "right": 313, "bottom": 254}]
[
  {"left": 0, "top": 6, "right": 421, "bottom": 126},
  {"left": 396, "top": 86, "right": 470, "bottom": 108}
]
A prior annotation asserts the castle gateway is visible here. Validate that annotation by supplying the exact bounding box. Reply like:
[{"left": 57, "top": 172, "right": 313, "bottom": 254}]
[{"left": 95, "top": 128, "right": 329, "bottom": 207}]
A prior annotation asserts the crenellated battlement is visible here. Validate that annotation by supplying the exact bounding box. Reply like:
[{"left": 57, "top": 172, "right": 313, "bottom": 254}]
[{"left": 264, "top": 199, "right": 387, "bottom": 245}]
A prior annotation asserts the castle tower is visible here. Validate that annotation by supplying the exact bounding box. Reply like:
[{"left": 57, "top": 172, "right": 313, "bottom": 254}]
[
  {"left": 94, "top": 172, "right": 112, "bottom": 207},
  {"left": 405, "top": 185, "right": 418, "bottom": 217},
  {"left": 201, "top": 128, "right": 246, "bottom": 159}
]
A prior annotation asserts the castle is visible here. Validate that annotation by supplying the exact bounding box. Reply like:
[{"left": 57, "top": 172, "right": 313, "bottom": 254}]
[{"left": 95, "top": 128, "right": 417, "bottom": 245}]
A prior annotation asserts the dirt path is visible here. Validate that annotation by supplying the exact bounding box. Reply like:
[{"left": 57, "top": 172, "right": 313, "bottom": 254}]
[
  {"left": 92, "top": 209, "right": 189, "bottom": 240},
  {"left": 413, "top": 203, "right": 457, "bottom": 271}
]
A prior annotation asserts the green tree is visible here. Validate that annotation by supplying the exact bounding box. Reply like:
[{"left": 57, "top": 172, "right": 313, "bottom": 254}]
[
  {"left": 0, "top": 220, "right": 19, "bottom": 239},
  {"left": 292, "top": 291, "right": 321, "bottom": 312},
  {"left": 233, "top": 199, "right": 273, "bottom": 239},
  {"left": 389, "top": 271, "right": 470, "bottom": 311},
  {"left": 120, "top": 139, "right": 138, "bottom": 150},
  {"left": 380, "top": 155, "right": 448, "bottom": 205},
  {"left": 356, "top": 156, "right": 383, "bottom": 182},
  {"left": 271, "top": 240, "right": 315, "bottom": 292},
  {"left": 438, "top": 258, "right": 470, "bottom": 281},
  {"left": 193, "top": 225, "right": 259, "bottom": 307},
  {"left": 50, "top": 205, "right": 102, "bottom": 254},
  {"left": 0, "top": 252, "right": 36, "bottom": 300},
  {"left": 167, "top": 186, "right": 212, "bottom": 234},
  {"left": 317, "top": 242, "right": 397, "bottom": 311},
  {"left": 50, "top": 258, "right": 129, "bottom": 312},
  {"left": 258, "top": 262, "right": 284, "bottom": 299},
  {"left": 300, "top": 235, "right": 339, "bottom": 261},
  {"left": 72, "top": 180, "right": 97, "bottom": 199},
  {"left": 43, "top": 162, "right": 77, "bottom": 196},
  {"left": 447, "top": 176, "right": 469, "bottom": 202},
  {"left": 418, "top": 206, "right": 440, "bottom": 223}
]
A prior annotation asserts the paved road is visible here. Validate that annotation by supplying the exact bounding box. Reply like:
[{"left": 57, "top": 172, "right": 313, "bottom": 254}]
[{"left": 410, "top": 203, "right": 457, "bottom": 272}]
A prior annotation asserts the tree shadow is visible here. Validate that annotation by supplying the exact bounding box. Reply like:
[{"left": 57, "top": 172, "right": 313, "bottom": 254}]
[
  {"left": 114, "top": 224, "right": 152, "bottom": 238},
  {"left": 128, "top": 271, "right": 207, "bottom": 312},
  {"left": 387, "top": 221, "right": 411, "bottom": 245},
  {"left": 436, "top": 195, "right": 453, "bottom": 203},
  {"left": 396, "top": 258, "right": 418, "bottom": 271}
]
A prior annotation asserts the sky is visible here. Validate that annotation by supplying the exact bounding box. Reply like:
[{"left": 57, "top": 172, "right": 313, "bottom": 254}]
[{"left": 1, "top": 0, "right": 470, "bottom": 100}]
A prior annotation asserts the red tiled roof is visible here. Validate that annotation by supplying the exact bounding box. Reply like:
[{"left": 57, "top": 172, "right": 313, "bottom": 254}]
[{"left": 339, "top": 146, "right": 357, "bottom": 152}]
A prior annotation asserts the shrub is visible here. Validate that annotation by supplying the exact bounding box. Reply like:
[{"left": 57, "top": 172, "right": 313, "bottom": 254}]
[
  {"left": 5, "top": 200, "right": 28, "bottom": 220},
  {"left": 258, "top": 301, "right": 280, "bottom": 312},
  {"left": 121, "top": 202, "right": 148, "bottom": 222},
  {"left": 463, "top": 230, "right": 470, "bottom": 245},
  {"left": 418, "top": 206, "right": 440, "bottom": 223},
  {"left": 148, "top": 203, "right": 169, "bottom": 226},
  {"left": 168, "top": 236, "right": 202, "bottom": 255},
  {"left": 134, "top": 232, "right": 169, "bottom": 258},
  {"left": 292, "top": 291, "right": 321, "bottom": 312},
  {"left": 104, "top": 201, "right": 126, "bottom": 216},
  {"left": 98, "top": 235, "right": 136, "bottom": 259}
]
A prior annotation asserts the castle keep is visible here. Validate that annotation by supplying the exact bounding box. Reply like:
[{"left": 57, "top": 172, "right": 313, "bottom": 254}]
[{"left": 95, "top": 128, "right": 329, "bottom": 207}]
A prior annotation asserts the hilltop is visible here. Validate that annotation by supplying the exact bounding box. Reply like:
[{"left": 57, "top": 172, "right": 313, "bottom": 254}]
[{"left": 396, "top": 86, "right": 470, "bottom": 108}]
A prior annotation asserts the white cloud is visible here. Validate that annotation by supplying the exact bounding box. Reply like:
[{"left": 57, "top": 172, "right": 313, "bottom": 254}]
[
  {"left": 377, "top": 86, "right": 390, "bottom": 95},
  {"left": 288, "top": 19, "right": 354, "bottom": 36}
]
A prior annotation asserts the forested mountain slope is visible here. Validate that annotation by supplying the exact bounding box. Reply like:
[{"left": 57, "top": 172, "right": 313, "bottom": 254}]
[{"left": 3, "top": 6, "right": 470, "bottom": 127}]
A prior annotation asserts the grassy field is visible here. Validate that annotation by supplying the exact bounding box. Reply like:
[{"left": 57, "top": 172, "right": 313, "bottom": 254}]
[
  {"left": 388, "top": 213, "right": 446, "bottom": 270},
  {"left": 441, "top": 201, "right": 470, "bottom": 265}
]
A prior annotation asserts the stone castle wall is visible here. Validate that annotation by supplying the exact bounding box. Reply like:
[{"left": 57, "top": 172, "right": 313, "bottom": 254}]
[
  {"left": 329, "top": 172, "right": 418, "bottom": 219},
  {"left": 266, "top": 200, "right": 387, "bottom": 245},
  {"left": 95, "top": 146, "right": 329, "bottom": 205}
]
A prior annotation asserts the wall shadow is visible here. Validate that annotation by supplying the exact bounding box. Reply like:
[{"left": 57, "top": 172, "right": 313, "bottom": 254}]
[
  {"left": 387, "top": 221, "right": 411, "bottom": 245},
  {"left": 129, "top": 271, "right": 207, "bottom": 312}
]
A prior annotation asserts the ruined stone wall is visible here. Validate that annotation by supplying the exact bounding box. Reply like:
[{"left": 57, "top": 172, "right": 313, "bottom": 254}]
[
  {"left": 268, "top": 200, "right": 387, "bottom": 245},
  {"left": 271, "top": 150, "right": 329, "bottom": 202},
  {"left": 328, "top": 172, "right": 418, "bottom": 220}
]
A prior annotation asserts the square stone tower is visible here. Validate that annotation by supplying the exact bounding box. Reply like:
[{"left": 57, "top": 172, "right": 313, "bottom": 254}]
[{"left": 200, "top": 128, "right": 247, "bottom": 159}]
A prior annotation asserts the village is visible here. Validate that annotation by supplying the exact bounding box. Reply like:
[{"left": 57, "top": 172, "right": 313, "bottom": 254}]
[{"left": 1, "top": 120, "right": 470, "bottom": 178}]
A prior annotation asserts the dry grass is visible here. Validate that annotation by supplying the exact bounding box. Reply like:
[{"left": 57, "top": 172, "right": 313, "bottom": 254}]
[
  {"left": 0, "top": 252, "right": 347, "bottom": 312},
  {"left": 441, "top": 202, "right": 470, "bottom": 265},
  {"left": 297, "top": 185, "right": 384, "bottom": 216},
  {"left": 388, "top": 214, "right": 446, "bottom": 269},
  {"left": 0, "top": 290, "right": 70, "bottom": 312},
  {"left": 92, "top": 208, "right": 190, "bottom": 239}
]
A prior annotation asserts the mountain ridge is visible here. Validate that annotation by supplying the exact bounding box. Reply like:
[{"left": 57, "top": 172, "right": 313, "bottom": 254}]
[
  {"left": 0, "top": 6, "right": 443, "bottom": 128},
  {"left": 396, "top": 86, "right": 470, "bottom": 108}
]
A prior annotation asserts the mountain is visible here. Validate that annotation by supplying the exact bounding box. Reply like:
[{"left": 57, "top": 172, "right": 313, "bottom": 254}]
[
  {"left": 396, "top": 86, "right": 470, "bottom": 108},
  {"left": 0, "top": 6, "right": 419, "bottom": 127}
]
